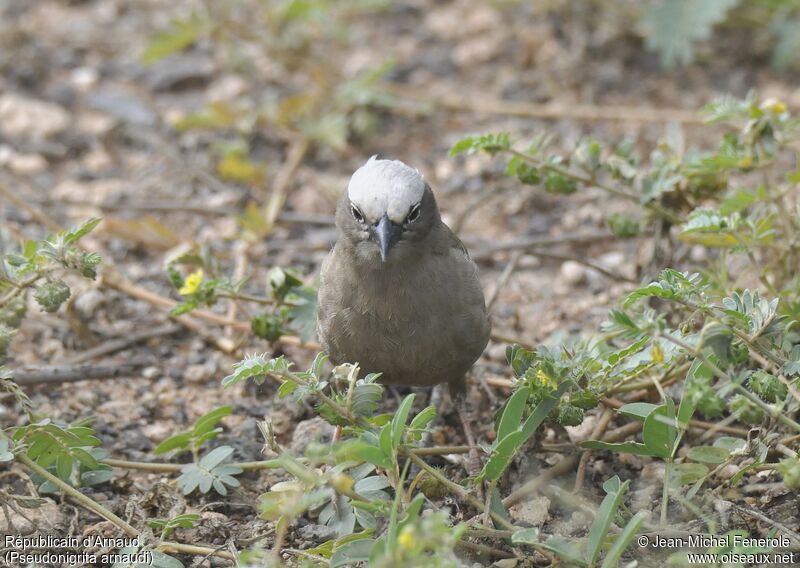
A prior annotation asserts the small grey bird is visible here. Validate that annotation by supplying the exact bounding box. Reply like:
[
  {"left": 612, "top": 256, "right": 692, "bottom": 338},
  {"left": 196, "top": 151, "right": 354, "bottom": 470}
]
[{"left": 317, "top": 156, "right": 490, "bottom": 450}]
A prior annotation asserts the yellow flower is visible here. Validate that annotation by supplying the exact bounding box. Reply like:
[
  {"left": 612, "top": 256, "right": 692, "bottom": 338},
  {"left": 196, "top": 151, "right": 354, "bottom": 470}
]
[
  {"left": 761, "top": 98, "right": 787, "bottom": 114},
  {"left": 397, "top": 526, "right": 415, "bottom": 549},
  {"left": 738, "top": 156, "right": 752, "bottom": 169},
  {"left": 536, "top": 369, "right": 556, "bottom": 389},
  {"left": 330, "top": 473, "right": 354, "bottom": 495},
  {"left": 651, "top": 343, "right": 664, "bottom": 363},
  {"left": 179, "top": 269, "right": 204, "bottom": 296}
]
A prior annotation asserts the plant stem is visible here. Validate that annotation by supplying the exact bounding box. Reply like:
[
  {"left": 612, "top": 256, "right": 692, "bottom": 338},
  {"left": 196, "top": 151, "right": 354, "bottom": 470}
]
[
  {"left": 157, "top": 542, "right": 235, "bottom": 561},
  {"left": 0, "top": 274, "right": 41, "bottom": 307},
  {"left": 661, "top": 460, "right": 671, "bottom": 525},
  {"left": 662, "top": 333, "right": 800, "bottom": 433},
  {"left": 14, "top": 450, "right": 138, "bottom": 537},
  {"left": 103, "top": 457, "right": 286, "bottom": 472},
  {"left": 9, "top": 442, "right": 251, "bottom": 562},
  {"left": 508, "top": 149, "right": 682, "bottom": 224},
  {"left": 217, "top": 290, "right": 274, "bottom": 305},
  {"left": 405, "top": 451, "right": 515, "bottom": 532},
  {"left": 410, "top": 445, "right": 472, "bottom": 456}
]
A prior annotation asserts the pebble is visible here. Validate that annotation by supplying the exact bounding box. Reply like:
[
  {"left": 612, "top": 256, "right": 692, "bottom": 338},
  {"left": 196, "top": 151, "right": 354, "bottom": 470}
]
[
  {"left": 8, "top": 152, "right": 47, "bottom": 175},
  {"left": 289, "top": 417, "right": 335, "bottom": 454},
  {"left": 86, "top": 88, "right": 157, "bottom": 126},
  {"left": 143, "top": 54, "right": 214, "bottom": 92},
  {"left": 297, "top": 523, "right": 337, "bottom": 544},
  {"left": 142, "top": 366, "right": 161, "bottom": 380},
  {"left": 0, "top": 499, "right": 64, "bottom": 534},
  {"left": 0, "top": 93, "right": 69, "bottom": 141},
  {"left": 508, "top": 495, "right": 550, "bottom": 527},
  {"left": 559, "top": 260, "right": 586, "bottom": 285},
  {"left": 73, "top": 288, "right": 105, "bottom": 318},
  {"left": 71, "top": 66, "right": 100, "bottom": 90},
  {"left": 184, "top": 362, "right": 217, "bottom": 384}
]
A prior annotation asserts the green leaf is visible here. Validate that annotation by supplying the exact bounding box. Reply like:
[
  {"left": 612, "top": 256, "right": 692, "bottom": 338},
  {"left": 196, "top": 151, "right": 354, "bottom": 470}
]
[
  {"left": 55, "top": 454, "right": 74, "bottom": 481},
  {"left": 521, "top": 380, "right": 572, "bottom": 441},
  {"left": 642, "top": 0, "right": 739, "bottom": 69},
  {"left": 537, "top": 537, "right": 587, "bottom": 565},
  {"left": 81, "top": 468, "right": 113, "bottom": 486},
  {"left": 154, "top": 432, "right": 193, "bottom": 455},
  {"left": 642, "top": 404, "right": 678, "bottom": 459},
  {"left": 449, "top": 133, "right": 512, "bottom": 157},
  {"left": 409, "top": 406, "right": 437, "bottom": 431},
  {"left": 587, "top": 476, "right": 630, "bottom": 563},
  {"left": 713, "top": 436, "right": 746, "bottom": 453},
  {"left": 511, "top": 527, "right": 539, "bottom": 545},
  {"left": 390, "top": 394, "right": 415, "bottom": 449},
  {"left": 686, "top": 445, "right": 730, "bottom": 464},
  {"left": 496, "top": 386, "right": 529, "bottom": 441},
  {"left": 379, "top": 424, "right": 393, "bottom": 462},
  {"left": 600, "top": 510, "right": 648, "bottom": 568},
  {"left": 330, "top": 538, "right": 376, "bottom": 567},
  {"left": 672, "top": 462, "right": 709, "bottom": 486},
  {"left": 0, "top": 439, "right": 13, "bottom": 462},
  {"left": 482, "top": 430, "right": 525, "bottom": 482},
  {"left": 286, "top": 287, "right": 318, "bottom": 343},
  {"left": 337, "top": 440, "right": 393, "bottom": 470},
  {"left": 62, "top": 218, "right": 102, "bottom": 245},
  {"left": 142, "top": 16, "right": 203, "bottom": 64},
  {"left": 618, "top": 402, "right": 658, "bottom": 421},
  {"left": 351, "top": 383, "right": 384, "bottom": 418},
  {"left": 193, "top": 406, "right": 232, "bottom": 437},
  {"left": 149, "top": 550, "right": 186, "bottom": 568},
  {"left": 222, "top": 354, "right": 289, "bottom": 388},
  {"left": 199, "top": 446, "right": 234, "bottom": 469}
]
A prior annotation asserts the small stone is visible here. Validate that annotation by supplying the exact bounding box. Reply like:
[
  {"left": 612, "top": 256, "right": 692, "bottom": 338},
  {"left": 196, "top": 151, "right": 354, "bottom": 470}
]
[
  {"left": 564, "top": 414, "right": 595, "bottom": 443},
  {"left": 206, "top": 74, "right": 248, "bottom": 101},
  {"left": 289, "top": 417, "right": 335, "bottom": 454},
  {"left": 73, "top": 289, "right": 105, "bottom": 318},
  {"left": 508, "top": 495, "right": 550, "bottom": 527},
  {"left": 143, "top": 55, "right": 214, "bottom": 92},
  {"left": 297, "top": 523, "right": 337, "bottom": 544},
  {"left": 71, "top": 67, "right": 100, "bottom": 90},
  {"left": 718, "top": 464, "right": 740, "bottom": 480},
  {"left": 0, "top": 498, "right": 64, "bottom": 534},
  {"left": 598, "top": 251, "right": 626, "bottom": 270},
  {"left": 8, "top": 153, "right": 47, "bottom": 175},
  {"left": 185, "top": 363, "right": 216, "bottom": 384},
  {"left": 86, "top": 89, "right": 157, "bottom": 126},
  {"left": 0, "top": 93, "right": 69, "bottom": 141},
  {"left": 690, "top": 245, "right": 708, "bottom": 262},
  {"left": 142, "top": 366, "right": 160, "bottom": 380},
  {"left": 142, "top": 422, "right": 173, "bottom": 444},
  {"left": 560, "top": 260, "right": 586, "bottom": 285}
]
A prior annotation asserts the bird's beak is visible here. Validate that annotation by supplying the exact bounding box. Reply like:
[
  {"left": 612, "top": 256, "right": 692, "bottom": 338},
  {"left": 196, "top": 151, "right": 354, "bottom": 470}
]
[{"left": 373, "top": 214, "right": 402, "bottom": 262}]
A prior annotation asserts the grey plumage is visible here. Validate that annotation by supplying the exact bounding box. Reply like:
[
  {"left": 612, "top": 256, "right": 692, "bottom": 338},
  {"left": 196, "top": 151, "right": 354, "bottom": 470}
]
[{"left": 316, "top": 157, "right": 490, "bottom": 397}]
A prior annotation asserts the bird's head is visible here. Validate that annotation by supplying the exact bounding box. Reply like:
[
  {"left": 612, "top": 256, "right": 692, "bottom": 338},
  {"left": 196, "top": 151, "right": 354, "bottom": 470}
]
[{"left": 337, "top": 156, "right": 440, "bottom": 264}]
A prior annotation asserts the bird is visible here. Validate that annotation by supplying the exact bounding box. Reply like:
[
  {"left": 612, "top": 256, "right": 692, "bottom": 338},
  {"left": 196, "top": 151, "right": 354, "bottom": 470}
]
[{"left": 316, "top": 156, "right": 490, "bottom": 460}]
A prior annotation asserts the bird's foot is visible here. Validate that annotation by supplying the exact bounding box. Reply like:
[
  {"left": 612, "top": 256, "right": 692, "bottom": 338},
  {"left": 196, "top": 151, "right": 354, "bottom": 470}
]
[{"left": 455, "top": 399, "right": 483, "bottom": 477}]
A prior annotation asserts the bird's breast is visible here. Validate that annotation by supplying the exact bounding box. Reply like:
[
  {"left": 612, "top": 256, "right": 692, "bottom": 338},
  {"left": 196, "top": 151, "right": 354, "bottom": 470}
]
[{"left": 317, "top": 245, "right": 490, "bottom": 387}]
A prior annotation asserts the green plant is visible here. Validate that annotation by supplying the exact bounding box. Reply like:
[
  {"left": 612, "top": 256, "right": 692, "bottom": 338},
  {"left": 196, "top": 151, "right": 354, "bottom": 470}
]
[
  {"left": 452, "top": 92, "right": 800, "bottom": 306},
  {"left": 0, "top": 218, "right": 102, "bottom": 364}
]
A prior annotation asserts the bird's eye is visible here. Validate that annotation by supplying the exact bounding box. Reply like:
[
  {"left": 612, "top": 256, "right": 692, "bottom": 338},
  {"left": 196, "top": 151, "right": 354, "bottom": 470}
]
[
  {"left": 406, "top": 204, "right": 421, "bottom": 223},
  {"left": 351, "top": 205, "right": 365, "bottom": 223}
]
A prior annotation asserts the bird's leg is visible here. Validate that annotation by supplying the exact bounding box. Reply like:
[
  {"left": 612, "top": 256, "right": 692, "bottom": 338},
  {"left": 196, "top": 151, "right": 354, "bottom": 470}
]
[
  {"left": 419, "top": 385, "right": 446, "bottom": 448},
  {"left": 449, "top": 377, "right": 482, "bottom": 477},
  {"left": 455, "top": 398, "right": 482, "bottom": 476}
]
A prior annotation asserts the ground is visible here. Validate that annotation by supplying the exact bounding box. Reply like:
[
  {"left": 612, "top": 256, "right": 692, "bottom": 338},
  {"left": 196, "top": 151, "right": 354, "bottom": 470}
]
[{"left": 1, "top": 1, "right": 799, "bottom": 567}]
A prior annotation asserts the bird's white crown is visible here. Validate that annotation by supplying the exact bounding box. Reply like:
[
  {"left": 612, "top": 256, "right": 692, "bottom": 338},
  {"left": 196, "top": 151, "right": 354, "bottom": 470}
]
[{"left": 347, "top": 156, "right": 425, "bottom": 224}]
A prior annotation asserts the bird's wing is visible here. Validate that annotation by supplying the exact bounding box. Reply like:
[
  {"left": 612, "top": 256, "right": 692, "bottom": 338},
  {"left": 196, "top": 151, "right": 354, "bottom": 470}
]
[{"left": 442, "top": 225, "right": 473, "bottom": 260}]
